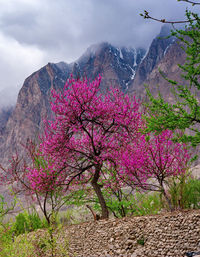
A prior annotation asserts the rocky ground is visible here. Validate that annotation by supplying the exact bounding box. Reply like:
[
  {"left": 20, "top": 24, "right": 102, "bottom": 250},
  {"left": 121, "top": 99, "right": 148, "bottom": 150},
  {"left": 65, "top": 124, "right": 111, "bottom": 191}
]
[{"left": 20, "top": 210, "right": 200, "bottom": 257}]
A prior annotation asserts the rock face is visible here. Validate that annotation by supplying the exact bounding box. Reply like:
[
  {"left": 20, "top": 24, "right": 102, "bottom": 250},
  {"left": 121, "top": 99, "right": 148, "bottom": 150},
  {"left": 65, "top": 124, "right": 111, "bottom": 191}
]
[
  {"left": 0, "top": 107, "right": 13, "bottom": 135},
  {"left": 128, "top": 25, "right": 189, "bottom": 105},
  {"left": 130, "top": 37, "right": 186, "bottom": 100},
  {"left": 130, "top": 25, "right": 175, "bottom": 94},
  {"left": 75, "top": 42, "right": 146, "bottom": 92}
]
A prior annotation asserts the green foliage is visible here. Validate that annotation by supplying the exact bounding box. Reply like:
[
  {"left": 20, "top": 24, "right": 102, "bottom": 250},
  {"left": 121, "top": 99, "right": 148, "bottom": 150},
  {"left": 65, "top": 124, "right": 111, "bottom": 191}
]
[
  {"left": 137, "top": 236, "right": 145, "bottom": 246},
  {"left": 0, "top": 222, "right": 14, "bottom": 255},
  {"left": 184, "top": 178, "right": 200, "bottom": 208},
  {"left": 0, "top": 218, "right": 69, "bottom": 257},
  {"left": 13, "top": 211, "right": 43, "bottom": 236},
  {"left": 62, "top": 186, "right": 136, "bottom": 218},
  {"left": 0, "top": 234, "right": 36, "bottom": 257},
  {"left": 168, "top": 175, "right": 200, "bottom": 209},
  {"left": 29, "top": 212, "right": 43, "bottom": 230},
  {"left": 0, "top": 194, "right": 16, "bottom": 223},
  {"left": 92, "top": 188, "right": 129, "bottom": 218},
  {"left": 33, "top": 225, "right": 69, "bottom": 257},
  {"left": 62, "top": 183, "right": 163, "bottom": 219},
  {"left": 14, "top": 212, "right": 29, "bottom": 236},
  {"left": 131, "top": 191, "right": 162, "bottom": 216},
  {"left": 63, "top": 188, "right": 90, "bottom": 207},
  {"left": 145, "top": 11, "right": 200, "bottom": 147},
  {"left": 92, "top": 189, "right": 162, "bottom": 217}
]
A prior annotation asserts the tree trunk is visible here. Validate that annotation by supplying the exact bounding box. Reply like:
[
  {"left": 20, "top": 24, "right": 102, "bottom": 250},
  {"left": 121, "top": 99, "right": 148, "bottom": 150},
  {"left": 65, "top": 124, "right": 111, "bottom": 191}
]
[
  {"left": 91, "top": 165, "right": 109, "bottom": 219},
  {"left": 161, "top": 186, "right": 174, "bottom": 211}
]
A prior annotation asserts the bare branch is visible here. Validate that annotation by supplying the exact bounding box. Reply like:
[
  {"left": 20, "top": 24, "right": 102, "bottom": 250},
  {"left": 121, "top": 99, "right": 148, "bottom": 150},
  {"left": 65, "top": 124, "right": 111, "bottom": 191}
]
[
  {"left": 140, "top": 10, "right": 196, "bottom": 24},
  {"left": 178, "top": 0, "right": 200, "bottom": 5}
]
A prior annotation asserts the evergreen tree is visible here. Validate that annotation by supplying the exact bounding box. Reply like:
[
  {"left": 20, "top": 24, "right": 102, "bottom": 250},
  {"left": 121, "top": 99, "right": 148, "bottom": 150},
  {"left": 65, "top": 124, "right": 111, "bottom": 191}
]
[{"left": 145, "top": 10, "right": 200, "bottom": 147}]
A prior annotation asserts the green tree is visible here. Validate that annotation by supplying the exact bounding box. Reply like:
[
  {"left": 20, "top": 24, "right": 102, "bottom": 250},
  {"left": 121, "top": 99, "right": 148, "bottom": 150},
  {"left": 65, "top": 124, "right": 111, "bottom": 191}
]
[{"left": 144, "top": 10, "right": 200, "bottom": 147}]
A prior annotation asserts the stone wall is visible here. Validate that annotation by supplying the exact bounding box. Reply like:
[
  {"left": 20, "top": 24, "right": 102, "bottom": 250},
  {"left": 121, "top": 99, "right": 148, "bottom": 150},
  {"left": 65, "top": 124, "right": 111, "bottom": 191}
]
[{"left": 65, "top": 210, "right": 200, "bottom": 257}]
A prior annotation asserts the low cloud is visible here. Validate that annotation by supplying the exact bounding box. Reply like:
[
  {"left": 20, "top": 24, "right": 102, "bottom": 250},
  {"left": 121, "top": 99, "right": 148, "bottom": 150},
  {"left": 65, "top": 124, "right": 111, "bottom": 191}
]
[
  {"left": 0, "top": 32, "right": 44, "bottom": 107},
  {"left": 0, "top": 0, "right": 197, "bottom": 106}
]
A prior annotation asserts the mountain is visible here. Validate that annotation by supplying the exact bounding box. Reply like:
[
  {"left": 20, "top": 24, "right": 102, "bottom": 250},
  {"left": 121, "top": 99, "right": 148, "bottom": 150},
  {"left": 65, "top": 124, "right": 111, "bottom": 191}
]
[
  {"left": 0, "top": 24, "right": 190, "bottom": 167},
  {"left": 74, "top": 42, "right": 146, "bottom": 92},
  {"left": 0, "top": 43, "right": 146, "bottom": 165},
  {"left": 129, "top": 25, "right": 176, "bottom": 96},
  {"left": 0, "top": 107, "right": 13, "bottom": 136},
  {"left": 131, "top": 36, "right": 186, "bottom": 100}
]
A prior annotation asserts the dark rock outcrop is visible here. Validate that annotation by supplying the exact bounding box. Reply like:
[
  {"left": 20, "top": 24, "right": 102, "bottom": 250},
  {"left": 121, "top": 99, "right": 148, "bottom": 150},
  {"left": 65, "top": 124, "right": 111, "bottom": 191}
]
[
  {"left": 130, "top": 25, "right": 176, "bottom": 96},
  {"left": 72, "top": 42, "right": 146, "bottom": 92}
]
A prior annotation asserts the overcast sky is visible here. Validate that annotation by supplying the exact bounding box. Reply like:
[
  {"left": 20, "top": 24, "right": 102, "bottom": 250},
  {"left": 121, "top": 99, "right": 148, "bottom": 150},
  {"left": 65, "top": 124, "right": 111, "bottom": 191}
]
[{"left": 0, "top": 0, "right": 198, "bottom": 107}]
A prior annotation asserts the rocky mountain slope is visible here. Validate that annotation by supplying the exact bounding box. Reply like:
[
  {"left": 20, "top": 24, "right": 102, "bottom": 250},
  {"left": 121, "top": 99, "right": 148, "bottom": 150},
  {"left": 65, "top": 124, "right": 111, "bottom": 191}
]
[
  {"left": 0, "top": 25, "right": 183, "bottom": 166},
  {"left": 130, "top": 25, "right": 175, "bottom": 92},
  {"left": 130, "top": 39, "right": 186, "bottom": 100},
  {"left": 72, "top": 42, "right": 146, "bottom": 92},
  {"left": 0, "top": 107, "right": 13, "bottom": 135}
]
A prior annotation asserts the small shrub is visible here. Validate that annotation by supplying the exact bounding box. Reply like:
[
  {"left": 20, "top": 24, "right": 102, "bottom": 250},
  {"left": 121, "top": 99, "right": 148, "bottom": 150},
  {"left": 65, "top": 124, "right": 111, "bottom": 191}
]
[
  {"left": 13, "top": 211, "right": 44, "bottom": 236},
  {"left": 0, "top": 235, "right": 36, "bottom": 257},
  {"left": 14, "top": 212, "right": 29, "bottom": 236},
  {"left": 0, "top": 222, "right": 14, "bottom": 254},
  {"left": 168, "top": 175, "right": 200, "bottom": 210},
  {"left": 137, "top": 236, "right": 145, "bottom": 246},
  {"left": 0, "top": 222, "right": 70, "bottom": 257},
  {"left": 28, "top": 212, "right": 43, "bottom": 231},
  {"left": 182, "top": 178, "right": 200, "bottom": 209},
  {"left": 131, "top": 191, "right": 162, "bottom": 216}
]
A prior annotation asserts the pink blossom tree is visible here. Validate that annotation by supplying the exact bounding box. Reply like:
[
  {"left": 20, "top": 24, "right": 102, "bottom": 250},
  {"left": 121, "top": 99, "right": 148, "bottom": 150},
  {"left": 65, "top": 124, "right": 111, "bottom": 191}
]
[
  {"left": 119, "top": 130, "right": 191, "bottom": 210},
  {"left": 37, "top": 75, "right": 143, "bottom": 219},
  {"left": 26, "top": 76, "right": 191, "bottom": 215},
  {"left": 0, "top": 141, "right": 72, "bottom": 225},
  {"left": 1, "top": 76, "right": 191, "bottom": 219}
]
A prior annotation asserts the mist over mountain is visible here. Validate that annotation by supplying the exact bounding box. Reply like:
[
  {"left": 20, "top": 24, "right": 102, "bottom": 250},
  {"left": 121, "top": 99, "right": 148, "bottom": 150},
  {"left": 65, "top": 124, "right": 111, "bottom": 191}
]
[{"left": 0, "top": 25, "right": 186, "bottom": 166}]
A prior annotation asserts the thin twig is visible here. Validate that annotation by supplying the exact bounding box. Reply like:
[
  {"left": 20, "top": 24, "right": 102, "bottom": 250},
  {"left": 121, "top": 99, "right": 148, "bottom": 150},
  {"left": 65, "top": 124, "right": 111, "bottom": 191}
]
[{"left": 140, "top": 10, "right": 196, "bottom": 24}]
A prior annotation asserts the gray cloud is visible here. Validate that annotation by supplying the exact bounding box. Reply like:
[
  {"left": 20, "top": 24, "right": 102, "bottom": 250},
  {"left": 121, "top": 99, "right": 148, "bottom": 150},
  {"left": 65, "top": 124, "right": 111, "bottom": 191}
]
[{"left": 0, "top": 0, "right": 197, "bottom": 107}]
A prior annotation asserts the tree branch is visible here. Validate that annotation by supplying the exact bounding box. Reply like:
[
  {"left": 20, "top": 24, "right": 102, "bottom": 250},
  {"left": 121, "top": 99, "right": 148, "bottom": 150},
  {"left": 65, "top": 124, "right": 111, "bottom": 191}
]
[
  {"left": 178, "top": 0, "right": 200, "bottom": 5},
  {"left": 140, "top": 10, "right": 196, "bottom": 24}
]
